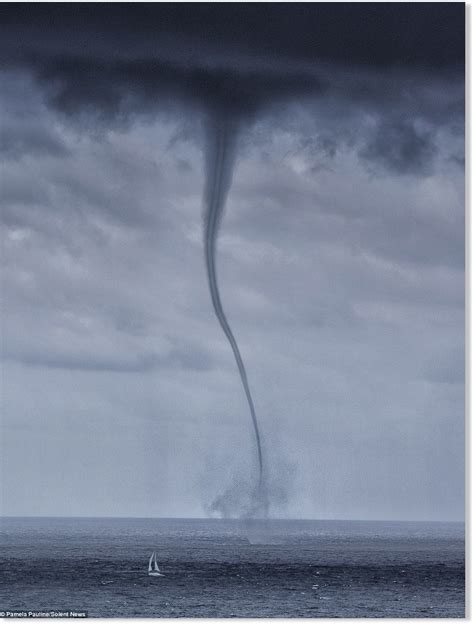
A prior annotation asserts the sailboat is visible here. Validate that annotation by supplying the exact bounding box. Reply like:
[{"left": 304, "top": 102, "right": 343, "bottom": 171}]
[{"left": 148, "top": 551, "right": 165, "bottom": 577}]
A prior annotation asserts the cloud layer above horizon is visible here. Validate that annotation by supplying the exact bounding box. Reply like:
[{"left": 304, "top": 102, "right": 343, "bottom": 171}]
[{"left": 1, "top": 3, "right": 464, "bottom": 520}]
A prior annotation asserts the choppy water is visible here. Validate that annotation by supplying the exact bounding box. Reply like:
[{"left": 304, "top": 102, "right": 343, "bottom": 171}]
[{"left": 0, "top": 517, "right": 464, "bottom": 617}]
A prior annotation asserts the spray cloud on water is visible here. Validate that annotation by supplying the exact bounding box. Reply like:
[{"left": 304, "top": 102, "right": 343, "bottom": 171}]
[{"left": 203, "top": 112, "right": 267, "bottom": 515}]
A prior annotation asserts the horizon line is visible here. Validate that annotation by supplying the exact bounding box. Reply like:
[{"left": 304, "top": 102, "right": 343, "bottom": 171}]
[{"left": 0, "top": 515, "right": 465, "bottom": 524}]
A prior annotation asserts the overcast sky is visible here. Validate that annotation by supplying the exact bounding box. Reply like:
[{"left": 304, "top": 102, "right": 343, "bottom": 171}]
[{"left": 1, "top": 4, "right": 464, "bottom": 520}]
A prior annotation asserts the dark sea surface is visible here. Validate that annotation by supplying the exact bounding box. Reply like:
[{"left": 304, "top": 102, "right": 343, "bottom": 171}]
[{"left": 0, "top": 517, "right": 464, "bottom": 618}]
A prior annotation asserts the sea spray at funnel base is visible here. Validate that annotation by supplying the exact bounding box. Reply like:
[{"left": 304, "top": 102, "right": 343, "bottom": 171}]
[{"left": 203, "top": 114, "right": 265, "bottom": 502}]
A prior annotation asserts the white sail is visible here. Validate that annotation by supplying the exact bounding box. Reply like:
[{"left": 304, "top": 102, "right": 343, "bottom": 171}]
[
  {"left": 148, "top": 552, "right": 155, "bottom": 573},
  {"left": 148, "top": 551, "right": 164, "bottom": 576}
]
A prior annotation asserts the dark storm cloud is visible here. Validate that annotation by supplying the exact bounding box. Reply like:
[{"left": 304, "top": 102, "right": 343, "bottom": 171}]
[
  {"left": 35, "top": 55, "right": 324, "bottom": 123},
  {"left": 0, "top": 4, "right": 464, "bottom": 188},
  {"left": 0, "top": 4, "right": 464, "bottom": 120},
  {"left": 360, "top": 118, "right": 437, "bottom": 176},
  {"left": 0, "top": 3, "right": 464, "bottom": 70}
]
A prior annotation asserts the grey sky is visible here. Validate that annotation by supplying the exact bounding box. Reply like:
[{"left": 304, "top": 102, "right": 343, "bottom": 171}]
[{"left": 1, "top": 5, "right": 464, "bottom": 521}]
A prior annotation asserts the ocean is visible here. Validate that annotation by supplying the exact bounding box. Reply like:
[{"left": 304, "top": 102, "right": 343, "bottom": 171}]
[{"left": 1, "top": 517, "right": 464, "bottom": 618}]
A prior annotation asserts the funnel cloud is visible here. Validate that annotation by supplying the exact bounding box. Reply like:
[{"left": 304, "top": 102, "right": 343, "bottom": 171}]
[{"left": 203, "top": 114, "right": 264, "bottom": 493}]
